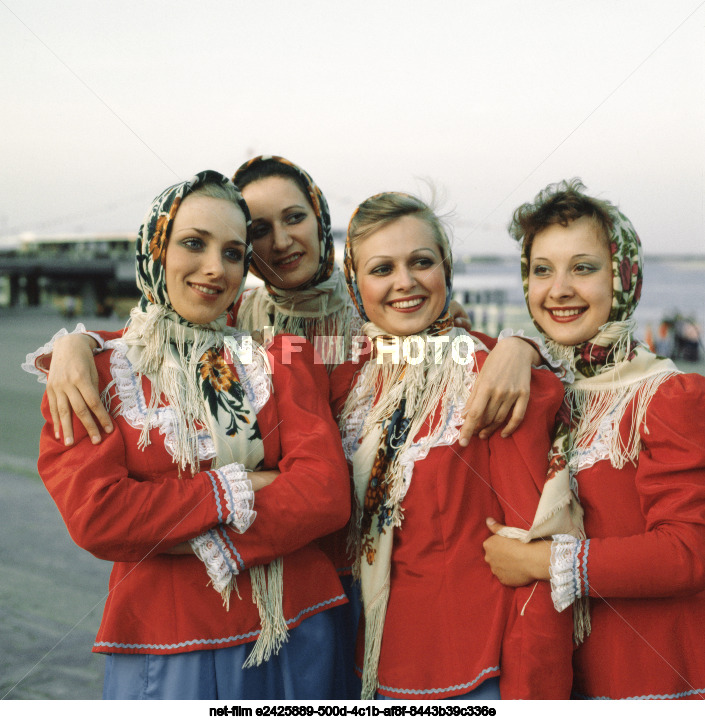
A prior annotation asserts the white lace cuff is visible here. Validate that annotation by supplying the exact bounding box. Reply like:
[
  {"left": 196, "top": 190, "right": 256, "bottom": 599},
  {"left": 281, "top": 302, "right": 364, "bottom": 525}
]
[
  {"left": 190, "top": 529, "right": 239, "bottom": 597},
  {"left": 210, "top": 464, "right": 256, "bottom": 533},
  {"left": 21, "top": 324, "right": 93, "bottom": 382},
  {"left": 549, "top": 534, "right": 582, "bottom": 612}
]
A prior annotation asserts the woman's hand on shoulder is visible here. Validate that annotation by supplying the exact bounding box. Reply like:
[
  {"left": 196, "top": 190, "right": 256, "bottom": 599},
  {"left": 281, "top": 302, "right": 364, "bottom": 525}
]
[
  {"left": 482, "top": 518, "right": 550, "bottom": 586},
  {"left": 458, "top": 336, "right": 538, "bottom": 444},
  {"left": 47, "top": 334, "right": 111, "bottom": 446}
]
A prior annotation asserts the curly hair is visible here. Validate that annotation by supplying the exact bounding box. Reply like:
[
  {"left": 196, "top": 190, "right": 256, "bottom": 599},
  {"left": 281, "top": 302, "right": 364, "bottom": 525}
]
[{"left": 509, "top": 178, "right": 616, "bottom": 257}]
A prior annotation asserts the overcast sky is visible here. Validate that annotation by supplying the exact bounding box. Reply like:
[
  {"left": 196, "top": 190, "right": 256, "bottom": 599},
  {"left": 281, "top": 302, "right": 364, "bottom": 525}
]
[{"left": 2, "top": 0, "right": 704, "bottom": 256}]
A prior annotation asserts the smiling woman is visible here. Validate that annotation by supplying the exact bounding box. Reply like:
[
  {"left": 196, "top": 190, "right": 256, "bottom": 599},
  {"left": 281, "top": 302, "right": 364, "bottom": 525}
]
[
  {"left": 333, "top": 191, "right": 573, "bottom": 700},
  {"left": 32, "top": 170, "right": 351, "bottom": 700},
  {"left": 527, "top": 216, "right": 613, "bottom": 347},
  {"left": 482, "top": 179, "right": 705, "bottom": 700},
  {"left": 164, "top": 193, "right": 248, "bottom": 325}
]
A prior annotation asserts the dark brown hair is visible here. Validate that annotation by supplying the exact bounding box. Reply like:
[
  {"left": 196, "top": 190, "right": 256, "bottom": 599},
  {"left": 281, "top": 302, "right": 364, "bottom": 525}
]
[{"left": 509, "top": 178, "right": 615, "bottom": 257}]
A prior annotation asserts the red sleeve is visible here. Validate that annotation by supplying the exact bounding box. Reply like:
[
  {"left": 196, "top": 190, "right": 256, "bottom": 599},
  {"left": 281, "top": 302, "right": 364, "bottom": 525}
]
[
  {"left": 582, "top": 374, "right": 705, "bottom": 598},
  {"left": 92, "top": 329, "right": 124, "bottom": 342},
  {"left": 329, "top": 356, "right": 368, "bottom": 420},
  {"left": 487, "top": 360, "right": 564, "bottom": 521},
  {"left": 217, "top": 334, "right": 351, "bottom": 569},
  {"left": 37, "top": 354, "right": 246, "bottom": 563}
]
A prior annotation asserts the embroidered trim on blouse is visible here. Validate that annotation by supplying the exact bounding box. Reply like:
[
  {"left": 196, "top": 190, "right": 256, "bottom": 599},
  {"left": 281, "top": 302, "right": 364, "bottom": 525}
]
[
  {"left": 208, "top": 466, "right": 256, "bottom": 532},
  {"left": 374, "top": 665, "right": 500, "bottom": 697},
  {"left": 107, "top": 340, "right": 216, "bottom": 463},
  {"left": 549, "top": 534, "right": 581, "bottom": 612},
  {"left": 340, "top": 380, "right": 374, "bottom": 463},
  {"left": 92, "top": 593, "right": 348, "bottom": 651},
  {"left": 579, "top": 688, "right": 705, "bottom": 700},
  {"left": 568, "top": 413, "right": 614, "bottom": 474},
  {"left": 581, "top": 538, "right": 591, "bottom": 596},
  {"left": 341, "top": 362, "right": 476, "bottom": 482},
  {"left": 190, "top": 529, "right": 240, "bottom": 597},
  {"left": 226, "top": 333, "right": 271, "bottom": 413}
]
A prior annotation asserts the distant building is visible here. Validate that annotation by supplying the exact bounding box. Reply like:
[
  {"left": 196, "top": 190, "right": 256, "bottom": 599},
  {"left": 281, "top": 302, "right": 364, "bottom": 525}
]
[{"left": 0, "top": 232, "right": 136, "bottom": 314}]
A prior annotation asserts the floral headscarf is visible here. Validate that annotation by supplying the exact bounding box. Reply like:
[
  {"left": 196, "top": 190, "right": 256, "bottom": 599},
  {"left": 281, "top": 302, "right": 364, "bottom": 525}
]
[
  {"left": 233, "top": 155, "right": 334, "bottom": 293},
  {"left": 120, "top": 170, "right": 263, "bottom": 475},
  {"left": 343, "top": 191, "right": 454, "bottom": 328},
  {"left": 520, "top": 208, "right": 643, "bottom": 377},
  {"left": 232, "top": 156, "right": 358, "bottom": 369},
  {"left": 138, "top": 169, "right": 252, "bottom": 317}
]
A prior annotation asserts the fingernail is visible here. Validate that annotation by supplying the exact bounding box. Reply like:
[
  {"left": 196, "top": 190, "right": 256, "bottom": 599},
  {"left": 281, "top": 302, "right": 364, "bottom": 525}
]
[
  {"left": 458, "top": 437, "right": 468, "bottom": 447},
  {"left": 486, "top": 517, "right": 495, "bottom": 526},
  {"left": 105, "top": 424, "right": 113, "bottom": 433},
  {"left": 64, "top": 437, "right": 73, "bottom": 446},
  {"left": 91, "top": 435, "right": 101, "bottom": 444},
  {"left": 54, "top": 432, "right": 60, "bottom": 440}
]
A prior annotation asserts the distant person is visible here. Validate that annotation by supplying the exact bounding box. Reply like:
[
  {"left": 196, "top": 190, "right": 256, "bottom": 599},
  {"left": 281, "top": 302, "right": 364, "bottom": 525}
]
[
  {"left": 483, "top": 179, "right": 705, "bottom": 699},
  {"left": 31, "top": 171, "right": 352, "bottom": 699},
  {"left": 63, "top": 295, "right": 76, "bottom": 319}
]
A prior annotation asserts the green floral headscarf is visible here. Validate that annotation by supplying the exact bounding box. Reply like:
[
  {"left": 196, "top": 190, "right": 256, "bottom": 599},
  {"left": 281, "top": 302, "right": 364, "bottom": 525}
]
[{"left": 520, "top": 203, "right": 643, "bottom": 378}]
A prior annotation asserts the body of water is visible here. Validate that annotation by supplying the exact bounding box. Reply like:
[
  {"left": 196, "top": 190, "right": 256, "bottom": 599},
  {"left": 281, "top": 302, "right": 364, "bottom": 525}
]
[{"left": 453, "top": 255, "right": 705, "bottom": 344}]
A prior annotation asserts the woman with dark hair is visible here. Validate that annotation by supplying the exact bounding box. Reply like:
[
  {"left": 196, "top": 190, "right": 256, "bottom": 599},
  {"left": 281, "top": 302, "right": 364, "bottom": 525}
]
[{"left": 483, "top": 179, "right": 705, "bottom": 699}]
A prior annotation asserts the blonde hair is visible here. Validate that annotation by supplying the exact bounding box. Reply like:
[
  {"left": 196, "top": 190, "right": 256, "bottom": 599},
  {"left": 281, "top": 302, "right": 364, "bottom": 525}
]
[{"left": 347, "top": 192, "right": 452, "bottom": 279}]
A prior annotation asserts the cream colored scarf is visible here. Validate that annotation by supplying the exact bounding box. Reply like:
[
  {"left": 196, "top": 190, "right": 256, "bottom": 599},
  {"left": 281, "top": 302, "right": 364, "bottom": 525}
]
[
  {"left": 237, "top": 266, "right": 361, "bottom": 369},
  {"left": 341, "top": 324, "right": 473, "bottom": 699}
]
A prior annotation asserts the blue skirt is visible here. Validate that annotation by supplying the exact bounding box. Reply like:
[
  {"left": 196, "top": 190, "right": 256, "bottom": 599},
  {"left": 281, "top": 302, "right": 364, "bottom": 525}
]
[
  {"left": 103, "top": 608, "right": 348, "bottom": 700},
  {"left": 336, "top": 575, "right": 362, "bottom": 700}
]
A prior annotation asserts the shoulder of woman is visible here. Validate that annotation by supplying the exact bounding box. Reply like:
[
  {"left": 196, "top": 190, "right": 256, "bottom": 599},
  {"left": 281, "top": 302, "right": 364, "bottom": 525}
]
[{"left": 644, "top": 371, "right": 705, "bottom": 417}]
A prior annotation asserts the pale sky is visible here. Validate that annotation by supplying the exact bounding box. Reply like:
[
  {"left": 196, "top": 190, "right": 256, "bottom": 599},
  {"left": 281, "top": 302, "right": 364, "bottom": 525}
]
[{"left": 2, "top": 0, "right": 704, "bottom": 256}]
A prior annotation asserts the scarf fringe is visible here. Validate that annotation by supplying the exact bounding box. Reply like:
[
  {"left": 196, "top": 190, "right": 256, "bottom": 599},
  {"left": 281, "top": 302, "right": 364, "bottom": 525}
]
[
  {"left": 114, "top": 304, "right": 225, "bottom": 474},
  {"left": 341, "top": 327, "right": 473, "bottom": 698},
  {"left": 238, "top": 270, "right": 360, "bottom": 370},
  {"left": 360, "top": 572, "right": 390, "bottom": 700},
  {"left": 242, "top": 558, "right": 289, "bottom": 668},
  {"left": 573, "top": 597, "right": 591, "bottom": 645},
  {"left": 567, "top": 370, "right": 680, "bottom": 469},
  {"left": 341, "top": 330, "right": 470, "bottom": 515}
]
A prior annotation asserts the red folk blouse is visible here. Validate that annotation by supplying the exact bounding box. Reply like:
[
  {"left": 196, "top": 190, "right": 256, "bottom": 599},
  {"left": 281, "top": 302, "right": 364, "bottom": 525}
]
[{"left": 37, "top": 335, "right": 350, "bottom": 656}]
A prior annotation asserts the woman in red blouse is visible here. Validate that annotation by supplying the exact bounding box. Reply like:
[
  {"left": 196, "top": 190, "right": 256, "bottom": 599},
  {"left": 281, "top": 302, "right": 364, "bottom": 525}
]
[
  {"left": 483, "top": 179, "right": 705, "bottom": 699},
  {"left": 35, "top": 171, "right": 351, "bottom": 699}
]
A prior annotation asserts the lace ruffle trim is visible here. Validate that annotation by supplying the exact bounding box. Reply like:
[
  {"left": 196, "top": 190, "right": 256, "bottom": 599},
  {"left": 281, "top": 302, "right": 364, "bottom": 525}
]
[
  {"left": 549, "top": 534, "right": 581, "bottom": 612},
  {"left": 21, "top": 323, "right": 90, "bottom": 383},
  {"left": 341, "top": 362, "right": 478, "bottom": 484},
  {"left": 568, "top": 414, "right": 613, "bottom": 474},
  {"left": 215, "top": 464, "right": 256, "bottom": 533},
  {"left": 107, "top": 340, "right": 216, "bottom": 462},
  {"left": 226, "top": 333, "right": 271, "bottom": 413}
]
